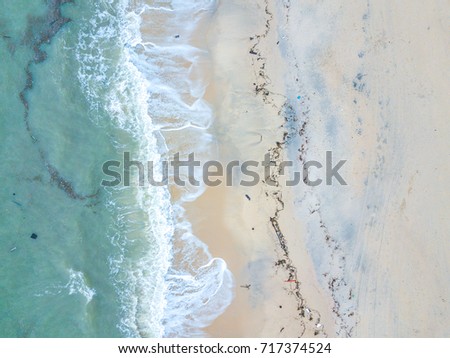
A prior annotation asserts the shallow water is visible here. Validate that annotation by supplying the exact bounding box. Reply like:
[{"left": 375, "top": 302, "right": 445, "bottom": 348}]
[{"left": 0, "top": 0, "right": 232, "bottom": 337}]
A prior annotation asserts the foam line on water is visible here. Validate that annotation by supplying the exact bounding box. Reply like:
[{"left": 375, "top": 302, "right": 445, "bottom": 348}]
[{"left": 76, "top": 0, "right": 233, "bottom": 337}]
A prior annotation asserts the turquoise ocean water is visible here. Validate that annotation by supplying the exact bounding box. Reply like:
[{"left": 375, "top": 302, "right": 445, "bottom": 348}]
[{"left": 0, "top": 0, "right": 232, "bottom": 337}]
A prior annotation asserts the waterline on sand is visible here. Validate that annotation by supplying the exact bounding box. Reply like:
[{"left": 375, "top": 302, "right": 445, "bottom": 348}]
[{"left": 76, "top": 0, "right": 233, "bottom": 337}]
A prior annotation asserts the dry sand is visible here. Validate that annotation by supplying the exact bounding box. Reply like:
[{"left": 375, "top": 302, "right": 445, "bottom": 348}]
[{"left": 180, "top": 0, "right": 449, "bottom": 337}]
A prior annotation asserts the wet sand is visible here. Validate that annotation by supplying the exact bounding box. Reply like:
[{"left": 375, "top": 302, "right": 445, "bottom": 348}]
[{"left": 182, "top": 0, "right": 449, "bottom": 337}]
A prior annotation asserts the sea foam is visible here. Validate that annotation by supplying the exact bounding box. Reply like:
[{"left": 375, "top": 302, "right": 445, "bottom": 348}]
[
  {"left": 76, "top": 0, "right": 233, "bottom": 337},
  {"left": 35, "top": 269, "right": 96, "bottom": 304}
]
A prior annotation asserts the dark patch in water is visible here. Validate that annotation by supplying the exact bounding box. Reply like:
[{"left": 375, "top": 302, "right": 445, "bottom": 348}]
[
  {"left": 12, "top": 200, "right": 23, "bottom": 207},
  {"left": 20, "top": 0, "right": 74, "bottom": 129},
  {"left": 18, "top": 0, "right": 99, "bottom": 201},
  {"left": 43, "top": 151, "right": 100, "bottom": 200},
  {"left": 22, "top": 0, "right": 73, "bottom": 63}
]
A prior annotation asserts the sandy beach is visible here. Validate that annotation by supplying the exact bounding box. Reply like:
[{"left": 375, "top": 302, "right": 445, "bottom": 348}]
[
  {"left": 180, "top": 0, "right": 450, "bottom": 337},
  {"left": 0, "top": 0, "right": 448, "bottom": 341}
]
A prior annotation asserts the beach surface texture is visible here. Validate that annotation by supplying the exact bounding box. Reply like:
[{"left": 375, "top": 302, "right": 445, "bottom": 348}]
[{"left": 0, "top": 0, "right": 448, "bottom": 337}]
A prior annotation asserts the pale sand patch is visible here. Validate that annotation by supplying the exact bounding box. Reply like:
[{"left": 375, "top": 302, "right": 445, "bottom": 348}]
[
  {"left": 323, "top": 0, "right": 450, "bottom": 337},
  {"left": 184, "top": 0, "right": 339, "bottom": 337},
  {"left": 271, "top": 0, "right": 450, "bottom": 337},
  {"left": 177, "top": 0, "right": 449, "bottom": 337}
]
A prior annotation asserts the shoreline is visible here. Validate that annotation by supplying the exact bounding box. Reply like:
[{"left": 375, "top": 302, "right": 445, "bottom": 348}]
[
  {"left": 181, "top": 0, "right": 450, "bottom": 337},
  {"left": 185, "top": 0, "right": 339, "bottom": 337},
  {"left": 0, "top": 0, "right": 448, "bottom": 339}
]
